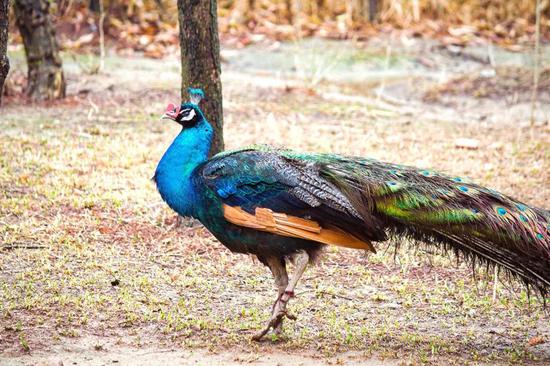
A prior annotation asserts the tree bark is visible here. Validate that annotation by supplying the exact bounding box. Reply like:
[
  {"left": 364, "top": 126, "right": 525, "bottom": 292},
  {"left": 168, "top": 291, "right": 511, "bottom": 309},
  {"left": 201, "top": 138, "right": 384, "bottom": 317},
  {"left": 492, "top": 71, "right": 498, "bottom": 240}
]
[
  {"left": 178, "top": 0, "right": 224, "bottom": 156},
  {"left": 368, "top": 0, "right": 378, "bottom": 22},
  {"left": 0, "top": 0, "right": 9, "bottom": 106},
  {"left": 14, "top": 0, "right": 66, "bottom": 101}
]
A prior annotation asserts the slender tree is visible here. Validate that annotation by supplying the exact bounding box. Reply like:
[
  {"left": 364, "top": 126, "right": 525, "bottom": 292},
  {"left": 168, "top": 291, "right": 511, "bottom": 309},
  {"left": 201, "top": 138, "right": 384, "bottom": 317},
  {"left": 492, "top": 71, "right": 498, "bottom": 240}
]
[
  {"left": 0, "top": 0, "right": 9, "bottom": 106},
  {"left": 368, "top": 0, "right": 378, "bottom": 22},
  {"left": 14, "top": 0, "right": 66, "bottom": 100},
  {"left": 177, "top": 0, "right": 224, "bottom": 155}
]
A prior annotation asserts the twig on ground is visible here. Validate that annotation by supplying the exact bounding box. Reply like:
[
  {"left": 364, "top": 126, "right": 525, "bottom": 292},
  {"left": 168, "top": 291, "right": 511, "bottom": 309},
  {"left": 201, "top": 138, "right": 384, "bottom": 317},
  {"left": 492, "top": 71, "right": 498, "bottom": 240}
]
[
  {"left": 1, "top": 243, "right": 47, "bottom": 250},
  {"left": 296, "top": 289, "right": 358, "bottom": 301}
]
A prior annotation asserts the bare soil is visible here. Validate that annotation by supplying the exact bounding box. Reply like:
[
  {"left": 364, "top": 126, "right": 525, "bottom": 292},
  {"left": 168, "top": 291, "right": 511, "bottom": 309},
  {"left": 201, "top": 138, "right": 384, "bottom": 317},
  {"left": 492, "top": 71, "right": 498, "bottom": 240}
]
[{"left": 1, "top": 336, "right": 403, "bottom": 366}]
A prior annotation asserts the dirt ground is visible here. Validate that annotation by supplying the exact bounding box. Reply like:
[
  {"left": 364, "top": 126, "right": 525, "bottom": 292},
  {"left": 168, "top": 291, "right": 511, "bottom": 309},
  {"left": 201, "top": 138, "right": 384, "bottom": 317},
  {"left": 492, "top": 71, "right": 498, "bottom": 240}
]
[
  {"left": 1, "top": 335, "right": 403, "bottom": 366},
  {"left": 1, "top": 36, "right": 549, "bottom": 365}
]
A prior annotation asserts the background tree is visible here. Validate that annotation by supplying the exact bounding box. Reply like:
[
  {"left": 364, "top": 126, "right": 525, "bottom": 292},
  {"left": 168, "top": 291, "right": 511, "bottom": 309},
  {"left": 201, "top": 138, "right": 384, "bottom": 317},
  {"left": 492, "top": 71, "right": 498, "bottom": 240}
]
[
  {"left": 14, "top": 0, "right": 66, "bottom": 101},
  {"left": 368, "top": 0, "right": 378, "bottom": 22},
  {"left": 177, "top": 0, "right": 224, "bottom": 155},
  {"left": 0, "top": 0, "right": 9, "bottom": 106}
]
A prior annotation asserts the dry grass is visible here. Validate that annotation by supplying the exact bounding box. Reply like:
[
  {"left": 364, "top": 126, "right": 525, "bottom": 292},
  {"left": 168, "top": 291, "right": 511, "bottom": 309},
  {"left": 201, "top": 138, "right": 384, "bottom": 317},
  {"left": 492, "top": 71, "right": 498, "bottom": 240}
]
[
  {"left": 425, "top": 66, "right": 550, "bottom": 104},
  {"left": 1, "top": 45, "right": 549, "bottom": 365}
]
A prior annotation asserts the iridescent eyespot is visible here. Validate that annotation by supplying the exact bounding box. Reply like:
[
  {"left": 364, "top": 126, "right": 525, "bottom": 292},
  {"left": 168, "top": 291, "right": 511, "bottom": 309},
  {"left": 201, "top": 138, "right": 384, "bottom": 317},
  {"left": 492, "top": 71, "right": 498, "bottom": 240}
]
[
  {"left": 519, "top": 214, "right": 528, "bottom": 222},
  {"left": 515, "top": 204, "right": 526, "bottom": 212}
]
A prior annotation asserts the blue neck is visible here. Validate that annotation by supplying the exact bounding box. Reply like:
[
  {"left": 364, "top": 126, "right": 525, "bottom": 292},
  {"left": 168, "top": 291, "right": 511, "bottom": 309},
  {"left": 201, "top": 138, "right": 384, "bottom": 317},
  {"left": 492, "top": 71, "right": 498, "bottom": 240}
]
[{"left": 154, "top": 119, "right": 213, "bottom": 218}]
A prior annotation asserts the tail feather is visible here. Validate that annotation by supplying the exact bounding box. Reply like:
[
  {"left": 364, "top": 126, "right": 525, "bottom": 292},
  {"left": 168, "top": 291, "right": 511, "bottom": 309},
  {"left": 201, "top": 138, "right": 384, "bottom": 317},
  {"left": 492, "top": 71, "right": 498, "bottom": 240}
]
[{"left": 316, "top": 154, "right": 550, "bottom": 296}]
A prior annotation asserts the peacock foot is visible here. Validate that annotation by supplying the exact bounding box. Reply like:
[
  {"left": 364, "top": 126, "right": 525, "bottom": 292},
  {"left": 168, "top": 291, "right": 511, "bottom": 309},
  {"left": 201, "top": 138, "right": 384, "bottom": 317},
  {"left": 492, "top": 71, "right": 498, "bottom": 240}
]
[{"left": 251, "top": 292, "right": 296, "bottom": 341}]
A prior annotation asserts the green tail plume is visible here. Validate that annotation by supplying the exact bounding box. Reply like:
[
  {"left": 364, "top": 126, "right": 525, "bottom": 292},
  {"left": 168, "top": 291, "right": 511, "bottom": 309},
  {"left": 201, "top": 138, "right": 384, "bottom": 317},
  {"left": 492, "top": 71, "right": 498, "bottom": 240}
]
[{"left": 289, "top": 151, "right": 550, "bottom": 295}]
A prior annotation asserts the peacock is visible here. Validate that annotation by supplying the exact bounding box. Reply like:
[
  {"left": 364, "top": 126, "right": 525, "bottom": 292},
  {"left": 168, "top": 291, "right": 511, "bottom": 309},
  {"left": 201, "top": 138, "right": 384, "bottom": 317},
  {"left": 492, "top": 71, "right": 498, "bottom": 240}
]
[{"left": 154, "top": 88, "right": 550, "bottom": 341}]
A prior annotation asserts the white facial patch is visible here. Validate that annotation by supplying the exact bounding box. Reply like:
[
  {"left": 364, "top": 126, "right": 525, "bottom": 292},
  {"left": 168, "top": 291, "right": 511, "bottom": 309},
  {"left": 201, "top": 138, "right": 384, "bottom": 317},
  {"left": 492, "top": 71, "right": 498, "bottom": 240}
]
[{"left": 179, "top": 108, "right": 196, "bottom": 122}]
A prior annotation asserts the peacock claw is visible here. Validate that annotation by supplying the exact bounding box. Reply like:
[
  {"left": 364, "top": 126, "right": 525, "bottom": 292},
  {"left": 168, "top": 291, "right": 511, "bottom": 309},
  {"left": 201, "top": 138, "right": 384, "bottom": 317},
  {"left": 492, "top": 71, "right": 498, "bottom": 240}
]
[
  {"left": 251, "top": 309, "right": 293, "bottom": 341},
  {"left": 251, "top": 298, "right": 298, "bottom": 341}
]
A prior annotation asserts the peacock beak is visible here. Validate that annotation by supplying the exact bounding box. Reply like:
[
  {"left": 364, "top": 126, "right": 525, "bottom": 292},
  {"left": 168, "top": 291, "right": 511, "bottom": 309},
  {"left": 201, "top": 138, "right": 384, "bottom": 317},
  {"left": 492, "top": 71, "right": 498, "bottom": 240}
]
[{"left": 161, "top": 103, "right": 179, "bottom": 120}]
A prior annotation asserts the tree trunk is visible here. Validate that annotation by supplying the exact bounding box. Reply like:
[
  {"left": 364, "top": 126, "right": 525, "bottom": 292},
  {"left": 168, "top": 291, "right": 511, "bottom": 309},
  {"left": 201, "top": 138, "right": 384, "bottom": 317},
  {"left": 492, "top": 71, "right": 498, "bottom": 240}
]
[
  {"left": 359, "top": 0, "right": 369, "bottom": 21},
  {"left": 14, "top": 0, "right": 66, "bottom": 101},
  {"left": 89, "top": 0, "right": 100, "bottom": 13},
  {"left": 177, "top": 0, "right": 224, "bottom": 156},
  {"left": 285, "top": 0, "right": 294, "bottom": 24},
  {"left": 368, "top": 0, "right": 378, "bottom": 22},
  {"left": 0, "top": 0, "right": 9, "bottom": 106}
]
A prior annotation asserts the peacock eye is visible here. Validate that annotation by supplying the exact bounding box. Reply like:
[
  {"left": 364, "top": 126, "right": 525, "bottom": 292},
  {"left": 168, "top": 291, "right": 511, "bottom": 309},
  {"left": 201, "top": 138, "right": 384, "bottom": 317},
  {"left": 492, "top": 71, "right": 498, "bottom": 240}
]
[{"left": 179, "top": 108, "right": 196, "bottom": 122}]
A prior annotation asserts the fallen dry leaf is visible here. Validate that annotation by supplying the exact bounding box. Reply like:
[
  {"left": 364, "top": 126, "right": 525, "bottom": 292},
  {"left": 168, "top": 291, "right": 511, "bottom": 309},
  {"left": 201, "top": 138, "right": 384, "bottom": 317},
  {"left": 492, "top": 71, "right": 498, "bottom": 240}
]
[{"left": 528, "top": 336, "right": 545, "bottom": 347}]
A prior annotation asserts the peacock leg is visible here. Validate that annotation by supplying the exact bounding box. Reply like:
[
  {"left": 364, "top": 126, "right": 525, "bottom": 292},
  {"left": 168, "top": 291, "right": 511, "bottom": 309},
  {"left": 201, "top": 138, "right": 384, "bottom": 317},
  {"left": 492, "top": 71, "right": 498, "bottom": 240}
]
[
  {"left": 252, "top": 250, "right": 309, "bottom": 341},
  {"left": 264, "top": 256, "right": 289, "bottom": 335}
]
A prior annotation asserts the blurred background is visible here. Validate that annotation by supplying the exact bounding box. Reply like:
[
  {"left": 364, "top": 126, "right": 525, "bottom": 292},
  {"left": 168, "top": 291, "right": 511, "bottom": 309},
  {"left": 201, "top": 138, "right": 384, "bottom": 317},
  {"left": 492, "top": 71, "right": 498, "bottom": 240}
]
[
  {"left": 5, "top": 0, "right": 550, "bottom": 56},
  {"left": 2, "top": 0, "right": 549, "bottom": 99}
]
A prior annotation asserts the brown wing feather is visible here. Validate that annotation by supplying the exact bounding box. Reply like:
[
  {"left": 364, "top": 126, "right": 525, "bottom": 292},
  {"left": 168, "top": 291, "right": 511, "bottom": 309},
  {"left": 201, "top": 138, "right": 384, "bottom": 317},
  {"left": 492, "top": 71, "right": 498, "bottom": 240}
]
[{"left": 223, "top": 204, "right": 375, "bottom": 252}]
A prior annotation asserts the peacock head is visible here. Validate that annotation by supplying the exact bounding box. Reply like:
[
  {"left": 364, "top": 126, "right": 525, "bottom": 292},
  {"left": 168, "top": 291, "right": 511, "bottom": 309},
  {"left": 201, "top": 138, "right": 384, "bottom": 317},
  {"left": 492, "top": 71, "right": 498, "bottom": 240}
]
[{"left": 161, "top": 88, "right": 206, "bottom": 127}]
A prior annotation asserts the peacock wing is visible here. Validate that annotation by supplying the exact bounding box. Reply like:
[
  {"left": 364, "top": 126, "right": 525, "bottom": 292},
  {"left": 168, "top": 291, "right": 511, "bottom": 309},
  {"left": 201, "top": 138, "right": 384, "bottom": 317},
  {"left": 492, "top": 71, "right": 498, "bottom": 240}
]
[{"left": 196, "top": 149, "right": 382, "bottom": 251}]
